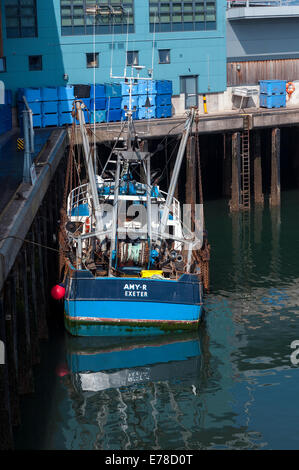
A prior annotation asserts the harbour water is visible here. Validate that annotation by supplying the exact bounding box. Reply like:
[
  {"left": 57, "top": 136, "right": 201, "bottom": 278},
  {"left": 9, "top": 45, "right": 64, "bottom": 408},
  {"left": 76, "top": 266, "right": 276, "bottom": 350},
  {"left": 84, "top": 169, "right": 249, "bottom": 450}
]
[{"left": 14, "top": 189, "right": 299, "bottom": 450}]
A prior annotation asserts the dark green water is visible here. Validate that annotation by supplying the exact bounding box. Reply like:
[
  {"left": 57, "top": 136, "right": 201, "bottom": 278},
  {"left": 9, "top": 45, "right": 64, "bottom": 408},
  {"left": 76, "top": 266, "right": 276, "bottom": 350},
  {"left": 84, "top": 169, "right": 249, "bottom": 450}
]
[{"left": 15, "top": 190, "right": 299, "bottom": 450}]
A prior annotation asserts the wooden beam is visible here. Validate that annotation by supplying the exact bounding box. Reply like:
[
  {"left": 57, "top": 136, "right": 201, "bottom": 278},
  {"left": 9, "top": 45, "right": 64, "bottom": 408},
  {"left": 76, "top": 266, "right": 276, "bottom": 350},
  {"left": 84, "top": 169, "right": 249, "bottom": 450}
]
[
  {"left": 270, "top": 128, "right": 281, "bottom": 207},
  {"left": 253, "top": 130, "right": 264, "bottom": 205}
]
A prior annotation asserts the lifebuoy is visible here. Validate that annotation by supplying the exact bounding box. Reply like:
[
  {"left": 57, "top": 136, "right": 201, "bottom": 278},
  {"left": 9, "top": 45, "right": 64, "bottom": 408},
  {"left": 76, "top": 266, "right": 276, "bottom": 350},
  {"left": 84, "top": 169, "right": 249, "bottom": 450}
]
[{"left": 286, "top": 82, "right": 295, "bottom": 95}]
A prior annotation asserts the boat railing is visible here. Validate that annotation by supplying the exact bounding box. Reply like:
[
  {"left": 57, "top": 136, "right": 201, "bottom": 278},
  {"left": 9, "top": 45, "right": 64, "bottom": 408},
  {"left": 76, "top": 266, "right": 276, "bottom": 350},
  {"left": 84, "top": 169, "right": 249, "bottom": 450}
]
[
  {"left": 67, "top": 183, "right": 90, "bottom": 217},
  {"left": 159, "top": 190, "right": 181, "bottom": 222}
]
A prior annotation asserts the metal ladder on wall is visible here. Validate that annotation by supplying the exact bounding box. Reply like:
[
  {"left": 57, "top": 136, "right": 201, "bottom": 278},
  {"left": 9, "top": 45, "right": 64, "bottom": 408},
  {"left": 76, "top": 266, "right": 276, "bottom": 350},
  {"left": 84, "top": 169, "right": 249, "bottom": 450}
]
[{"left": 240, "top": 115, "right": 251, "bottom": 209}]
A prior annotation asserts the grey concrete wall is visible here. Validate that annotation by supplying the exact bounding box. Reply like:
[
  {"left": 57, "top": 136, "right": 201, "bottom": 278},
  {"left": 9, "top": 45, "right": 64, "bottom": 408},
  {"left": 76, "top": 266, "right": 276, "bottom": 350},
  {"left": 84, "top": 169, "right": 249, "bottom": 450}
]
[{"left": 227, "top": 17, "right": 299, "bottom": 61}]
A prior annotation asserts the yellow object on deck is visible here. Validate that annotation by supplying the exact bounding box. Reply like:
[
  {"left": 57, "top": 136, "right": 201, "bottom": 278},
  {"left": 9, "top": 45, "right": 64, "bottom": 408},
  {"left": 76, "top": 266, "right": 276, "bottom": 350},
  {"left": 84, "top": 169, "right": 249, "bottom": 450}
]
[{"left": 141, "top": 270, "right": 163, "bottom": 278}]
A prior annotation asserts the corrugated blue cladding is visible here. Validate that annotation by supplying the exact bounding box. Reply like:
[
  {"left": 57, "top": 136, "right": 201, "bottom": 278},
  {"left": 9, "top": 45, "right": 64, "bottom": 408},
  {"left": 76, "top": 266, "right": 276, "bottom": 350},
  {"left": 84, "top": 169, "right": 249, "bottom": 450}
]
[{"left": 1, "top": 0, "right": 226, "bottom": 101}]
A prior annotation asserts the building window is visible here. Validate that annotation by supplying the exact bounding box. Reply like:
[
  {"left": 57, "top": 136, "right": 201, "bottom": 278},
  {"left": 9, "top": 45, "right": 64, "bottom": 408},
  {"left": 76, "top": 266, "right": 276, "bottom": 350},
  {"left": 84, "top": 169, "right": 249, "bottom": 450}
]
[
  {"left": 149, "top": 0, "right": 216, "bottom": 33},
  {"left": 5, "top": 0, "right": 38, "bottom": 38},
  {"left": 86, "top": 52, "right": 99, "bottom": 68},
  {"left": 0, "top": 58, "right": 7, "bottom": 73},
  {"left": 60, "top": 0, "right": 135, "bottom": 36},
  {"left": 127, "top": 51, "right": 139, "bottom": 66},
  {"left": 159, "top": 49, "right": 170, "bottom": 64},
  {"left": 29, "top": 55, "right": 42, "bottom": 71}
]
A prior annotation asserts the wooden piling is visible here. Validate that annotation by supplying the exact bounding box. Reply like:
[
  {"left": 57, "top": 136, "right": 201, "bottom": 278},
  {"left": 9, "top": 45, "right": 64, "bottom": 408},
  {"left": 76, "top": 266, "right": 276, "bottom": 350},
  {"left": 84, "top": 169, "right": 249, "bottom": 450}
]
[
  {"left": 186, "top": 136, "right": 196, "bottom": 231},
  {"left": 229, "top": 132, "right": 241, "bottom": 211},
  {"left": 0, "top": 294, "right": 14, "bottom": 449},
  {"left": 253, "top": 130, "right": 264, "bottom": 205},
  {"left": 26, "top": 233, "right": 40, "bottom": 365},
  {"left": 270, "top": 128, "right": 281, "bottom": 207},
  {"left": 16, "top": 253, "right": 34, "bottom": 395},
  {"left": 223, "top": 133, "right": 232, "bottom": 198},
  {"left": 34, "top": 219, "right": 48, "bottom": 339},
  {"left": 4, "top": 275, "right": 20, "bottom": 427}
]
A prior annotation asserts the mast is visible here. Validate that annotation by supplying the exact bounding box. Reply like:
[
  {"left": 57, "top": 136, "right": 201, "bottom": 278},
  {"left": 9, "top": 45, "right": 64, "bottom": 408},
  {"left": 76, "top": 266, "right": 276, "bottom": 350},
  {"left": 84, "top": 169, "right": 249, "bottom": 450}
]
[
  {"left": 108, "top": 154, "right": 121, "bottom": 276},
  {"left": 76, "top": 101, "right": 103, "bottom": 236}
]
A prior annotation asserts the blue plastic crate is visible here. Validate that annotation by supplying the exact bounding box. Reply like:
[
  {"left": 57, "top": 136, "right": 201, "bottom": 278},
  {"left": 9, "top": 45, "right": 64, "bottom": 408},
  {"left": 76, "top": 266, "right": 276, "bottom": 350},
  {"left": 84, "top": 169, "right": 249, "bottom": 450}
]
[
  {"left": 58, "top": 100, "right": 74, "bottom": 113},
  {"left": 259, "top": 93, "right": 286, "bottom": 108},
  {"left": 105, "top": 82, "right": 122, "bottom": 98},
  {"left": 42, "top": 113, "right": 59, "bottom": 128},
  {"left": 156, "top": 80, "right": 173, "bottom": 95},
  {"left": 0, "top": 115, "right": 12, "bottom": 133},
  {"left": 121, "top": 109, "right": 138, "bottom": 121},
  {"left": 156, "top": 94, "right": 172, "bottom": 107},
  {"left": 90, "top": 98, "right": 106, "bottom": 110},
  {"left": 138, "top": 80, "right": 157, "bottom": 95},
  {"left": 138, "top": 94, "right": 156, "bottom": 107},
  {"left": 0, "top": 105, "right": 12, "bottom": 119},
  {"left": 121, "top": 82, "right": 138, "bottom": 96},
  {"left": 18, "top": 87, "right": 41, "bottom": 103},
  {"left": 58, "top": 85, "right": 75, "bottom": 101},
  {"left": 81, "top": 98, "right": 91, "bottom": 110},
  {"left": 156, "top": 105, "right": 172, "bottom": 118},
  {"left": 0, "top": 122, "right": 12, "bottom": 135},
  {"left": 90, "top": 110, "right": 106, "bottom": 123},
  {"left": 90, "top": 84, "right": 105, "bottom": 99},
  {"left": 138, "top": 106, "right": 156, "bottom": 120},
  {"left": 121, "top": 95, "right": 138, "bottom": 110},
  {"left": 42, "top": 101, "right": 59, "bottom": 114},
  {"left": 259, "top": 80, "right": 287, "bottom": 96},
  {"left": 4, "top": 90, "right": 12, "bottom": 105},
  {"left": 106, "top": 96, "right": 121, "bottom": 110},
  {"left": 106, "top": 108, "right": 122, "bottom": 122},
  {"left": 18, "top": 101, "right": 42, "bottom": 115},
  {"left": 59, "top": 112, "right": 73, "bottom": 126},
  {"left": 40, "top": 87, "right": 58, "bottom": 101}
]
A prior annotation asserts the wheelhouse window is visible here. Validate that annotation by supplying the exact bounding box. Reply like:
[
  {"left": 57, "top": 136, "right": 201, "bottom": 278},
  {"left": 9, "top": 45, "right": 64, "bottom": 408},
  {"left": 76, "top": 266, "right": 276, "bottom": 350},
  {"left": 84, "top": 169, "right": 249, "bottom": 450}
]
[
  {"left": 159, "top": 49, "right": 170, "bottom": 64},
  {"left": 28, "top": 55, "right": 42, "bottom": 71},
  {"left": 60, "top": 0, "right": 135, "bottom": 36},
  {"left": 5, "top": 0, "right": 38, "bottom": 38}
]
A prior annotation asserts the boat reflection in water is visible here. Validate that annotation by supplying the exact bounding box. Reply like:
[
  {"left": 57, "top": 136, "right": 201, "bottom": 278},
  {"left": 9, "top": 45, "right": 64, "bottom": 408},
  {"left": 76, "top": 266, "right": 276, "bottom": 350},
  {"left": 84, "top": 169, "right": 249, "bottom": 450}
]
[{"left": 66, "top": 332, "right": 202, "bottom": 394}]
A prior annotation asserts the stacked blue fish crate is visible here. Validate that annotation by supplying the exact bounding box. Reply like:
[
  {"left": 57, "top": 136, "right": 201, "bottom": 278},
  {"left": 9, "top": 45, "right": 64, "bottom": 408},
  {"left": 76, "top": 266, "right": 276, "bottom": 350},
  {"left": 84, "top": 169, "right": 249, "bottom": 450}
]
[
  {"left": 137, "top": 80, "right": 157, "bottom": 120},
  {"left": 105, "top": 83, "right": 122, "bottom": 122},
  {"left": 156, "top": 80, "right": 173, "bottom": 118},
  {"left": 120, "top": 81, "right": 138, "bottom": 121},
  {"left": 90, "top": 84, "right": 106, "bottom": 123},
  {"left": 17, "top": 88, "right": 42, "bottom": 128},
  {"left": 0, "top": 90, "right": 13, "bottom": 136},
  {"left": 58, "top": 85, "right": 76, "bottom": 126},
  {"left": 41, "top": 87, "right": 59, "bottom": 127},
  {"left": 259, "top": 80, "right": 287, "bottom": 109}
]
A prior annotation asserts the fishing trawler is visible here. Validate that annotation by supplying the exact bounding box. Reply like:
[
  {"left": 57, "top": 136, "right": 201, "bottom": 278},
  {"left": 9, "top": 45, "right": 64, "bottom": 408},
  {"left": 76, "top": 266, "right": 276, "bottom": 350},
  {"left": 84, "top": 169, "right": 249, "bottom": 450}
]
[{"left": 58, "top": 71, "right": 210, "bottom": 337}]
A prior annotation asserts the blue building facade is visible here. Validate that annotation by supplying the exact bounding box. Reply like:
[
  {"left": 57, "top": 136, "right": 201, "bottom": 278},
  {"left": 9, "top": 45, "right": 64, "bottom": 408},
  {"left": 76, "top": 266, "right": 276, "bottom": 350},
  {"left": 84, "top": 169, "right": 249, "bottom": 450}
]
[{"left": 1, "top": 0, "right": 226, "bottom": 103}]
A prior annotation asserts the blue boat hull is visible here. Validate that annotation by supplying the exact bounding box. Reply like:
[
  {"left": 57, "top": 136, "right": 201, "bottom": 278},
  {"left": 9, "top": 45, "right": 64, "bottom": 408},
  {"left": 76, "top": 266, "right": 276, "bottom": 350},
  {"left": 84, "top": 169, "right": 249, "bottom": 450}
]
[
  {"left": 64, "top": 269, "right": 203, "bottom": 336},
  {"left": 65, "top": 333, "right": 201, "bottom": 392}
]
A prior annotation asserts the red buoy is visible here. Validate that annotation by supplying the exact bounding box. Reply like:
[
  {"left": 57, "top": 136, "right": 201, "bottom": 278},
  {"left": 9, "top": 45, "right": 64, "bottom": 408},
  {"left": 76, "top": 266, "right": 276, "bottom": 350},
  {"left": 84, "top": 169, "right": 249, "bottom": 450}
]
[
  {"left": 51, "top": 284, "right": 66, "bottom": 300},
  {"left": 56, "top": 364, "right": 69, "bottom": 377}
]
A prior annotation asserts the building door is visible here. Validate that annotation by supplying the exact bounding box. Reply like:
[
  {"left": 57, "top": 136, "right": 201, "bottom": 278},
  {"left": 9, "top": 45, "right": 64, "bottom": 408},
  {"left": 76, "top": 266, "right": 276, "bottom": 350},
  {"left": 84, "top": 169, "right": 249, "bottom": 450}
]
[{"left": 180, "top": 76, "right": 198, "bottom": 108}]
